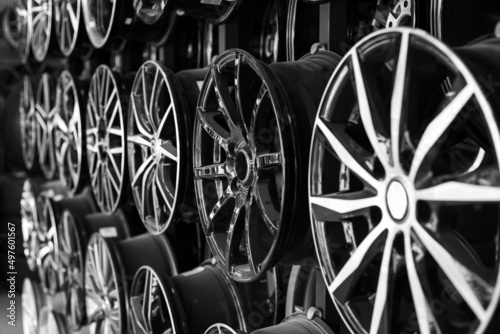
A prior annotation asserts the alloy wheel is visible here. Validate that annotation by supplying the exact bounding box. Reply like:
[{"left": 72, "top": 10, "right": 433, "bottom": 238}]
[
  {"left": 15, "top": 0, "right": 32, "bottom": 63},
  {"left": 30, "top": 0, "right": 53, "bottom": 62},
  {"left": 204, "top": 324, "right": 240, "bottom": 334},
  {"left": 22, "top": 278, "right": 46, "bottom": 334},
  {"left": 20, "top": 75, "right": 37, "bottom": 170},
  {"left": 54, "top": 0, "right": 81, "bottom": 56},
  {"left": 81, "top": 0, "right": 117, "bottom": 48}
]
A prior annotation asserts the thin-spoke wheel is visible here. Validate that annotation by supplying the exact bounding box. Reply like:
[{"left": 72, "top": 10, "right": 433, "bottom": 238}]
[
  {"left": 55, "top": 70, "right": 86, "bottom": 196},
  {"left": 54, "top": 0, "right": 81, "bottom": 56},
  {"left": 309, "top": 28, "right": 500, "bottom": 334},
  {"left": 30, "top": 0, "right": 53, "bottom": 62},
  {"left": 81, "top": 0, "right": 117, "bottom": 48},
  {"left": 20, "top": 75, "right": 37, "bottom": 170},
  {"left": 36, "top": 73, "right": 58, "bottom": 180},
  {"left": 128, "top": 61, "right": 185, "bottom": 234},
  {"left": 86, "top": 65, "right": 127, "bottom": 214},
  {"left": 39, "top": 307, "right": 68, "bottom": 334},
  {"left": 22, "top": 278, "right": 46, "bottom": 334},
  {"left": 204, "top": 324, "right": 240, "bottom": 334},
  {"left": 15, "top": 0, "right": 32, "bottom": 63}
]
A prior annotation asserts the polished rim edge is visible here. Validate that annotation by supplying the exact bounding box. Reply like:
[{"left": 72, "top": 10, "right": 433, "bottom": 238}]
[{"left": 81, "top": 0, "right": 117, "bottom": 48}]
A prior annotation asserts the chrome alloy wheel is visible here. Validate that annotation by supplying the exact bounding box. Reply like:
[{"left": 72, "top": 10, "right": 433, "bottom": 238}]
[
  {"left": 55, "top": 70, "right": 85, "bottom": 196},
  {"left": 30, "top": 0, "right": 53, "bottom": 62},
  {"left": 81, "top": 0, "right": 117, "bottom": 48},
  {"left": 22, "top": 278, "right": 46, "bottom": 334},
  {"left": 20, "top": 75, "right": 37, "bottom": 170},
  {"left": 204, "top": 324, "right": 240, "bottom": 334},
  {"left": 309, "top": 28, "right": 500, "bottom": 333},
  {"left": 15, "top": 0, "right": 32, "bottom": 63},
  {"left": 36, "top": 73, "right": 58, "bottom": 180},
  {"left": 85, "top": 233, "right": 125, "bottom": 334},
  {"left": 54, "top": 0, "right": 81, "bottom": 56},
  {"left": 86, "top": 65, "right": 127, "bottom": 214},
  {"left": 21, "top": 179, "right": 42, "bottom": 271},
  {"left": 128, "top": 61, "right": 183, "bottom": 234}
]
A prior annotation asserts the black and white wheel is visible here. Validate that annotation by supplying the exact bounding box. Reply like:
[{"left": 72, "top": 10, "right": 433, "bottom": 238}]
[
  {"left": 177, "top": 0, "right": 242, "bottom": 25},
  {"left": 20, "top": 75, "right": 37, "bottom": 171},
  {"left": 86, "top": 65, "right": 128, "bottom": 214},
  {"left": 309, "top": 28, "right": 500, "bottom": 334},
  {"left": 36, "top": 73, "right": 58, "bottom": 180},
  {"left": 15, "top": 0, "right": 32, "bottom": 63},
  {"left": 30, "top": 0, "right": 53, "bottom": 62},
  {"left": 55, "top": 70, "right": 87, "bottom": 196},
  {"left": 251, "top": 312, "right": 335, "bottom": 334},
  {"left": 53, "top": 0, "right": 81, "bottom": 56},
  {"left": 194, "top": 49, "right": 340, "bottom": 282},
  {"left": 81, "top": 0, "right": 119, "bottom": 48},
  {"left": 21, "top": 178, "right": 43, "bottom": 271},
  {"left": 22, "top": 278, "right": 46, "bottom": 334},
  {"left": 39, "top": 307, "right": 68, "bottom": 334},
  {"left": 286, "top": 0, "right": 319, "bottom": 61},
  {"left": 205, "top": 324, "right": 240, "bottom": 334}
]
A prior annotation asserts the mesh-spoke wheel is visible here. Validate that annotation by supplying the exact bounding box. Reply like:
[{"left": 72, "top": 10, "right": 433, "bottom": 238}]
[
  {"left": 310, "top": 28, "right": 500, "bottom": 334},
  {"left": 36, "top": 73, "right": 58, "bottom": 180},
  {"left": 39, "top": 307, "right": 68, "bottom": 334},
  {"left": 194, "top": 49, "right": 339, "bottom": 282},
  {"left": 128, "top": 61, "right": 186, "bottom": 234},
  {"left": 204, "top": 324, "right": 240, "bottom": 334},
  {"left": 20, "top": 75, "right": 37, "bottom": 170},
  {"left": 86, "top": 65, "right": 127, "bottom": 214},
  {"left": 15, "top": 0, "right": 32, "bottom": 63},
  {"left": 22, "top": 278, "right": 46, "bottom": 334},
  {"left": 55, "top": 70, "right": 86, "bottom": 196},
  {"left": 54, "top": 0, "right": 81, "bottom": 56},
  {"left": 30, "top": 0, "right": 53, "bottom": 62}
]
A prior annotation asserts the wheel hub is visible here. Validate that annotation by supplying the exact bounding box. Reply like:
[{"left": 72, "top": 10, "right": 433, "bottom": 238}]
[
  {"left": 386, "top": 180, "right": 409, "bottom": 222},
  {"left": 235, "top": 150, "right": 251, "bottom": 182}
]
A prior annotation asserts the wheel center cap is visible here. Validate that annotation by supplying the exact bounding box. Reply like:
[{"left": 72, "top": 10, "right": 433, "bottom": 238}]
[
  {"left": 386, "top": 180, "right": 409, "bottom": 221},
  {"left": 235, "top": 151, "right": 250, "bottom": 182}
]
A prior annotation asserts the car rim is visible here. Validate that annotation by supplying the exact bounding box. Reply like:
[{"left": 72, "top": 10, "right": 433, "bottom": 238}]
[
  {"left": 20, "top": 75, "right": 37, "bottom": 170},
  {"left": 36, "top": 73, "right": 58, "bottom": 180},
  {"left": 86, "top": 65, "right": 126, "bottom": 214},
  {"left": 128, "top": 61, "right": 181, "bottom": 234},
  {"left": 15, "top": 0, "right": 32, "bottom": 63},
  {"left": 129, "top": 266, "right": 178, "bottom": 334},
  {"left": 133, "top": 0, "right": 168, "bottom": 25},
  {"left": 309, "top": 28, "right": 500, "bottom": 334},
  {"left": 81, "top": 0, "right": 117, "bottom": 48},
  {"left": 204, "top": 324, "right": 239, "bottom": 334},
  {"left": 39, "top": 307, "right": 67, "bottom": 334},
  {"left": 286, "top": 0, "right": 319, "bottom": 61},
  {"left": 54, "top": 0, "right": 81, "bottom": 56},
  {"left": 21, "top": 179, "right": 40, "bottom": 271},
  {"left": 3, "top": 5, "right": 21, "bottom": 49},
  {"left": 22, "top": 278, "right": 45, "bottom": 334},
  {"left": 30, "top": 0, "right": 52, "bottom": 62},
  {"left": 55, "top": 70, "right": 84, "bottom": 196},
  {"left": 259, "top": 0, "right": 281, "bottom": 64},
  {"left": 373, "top": 0, "right": 414, "bottom": 30},
  {"left": 85, "top": 234, "right": 124, "bottom": 334},
  {"left": 194, "top": 49, "right": 288, "bottom": 282},
  {"left": 58, "top": 210, "right": 85, "bottom": 329}
]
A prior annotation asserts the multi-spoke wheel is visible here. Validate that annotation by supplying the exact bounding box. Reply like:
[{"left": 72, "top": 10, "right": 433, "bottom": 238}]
[
  {"left": 177, "top": 0, "right": 242, "bottom": 25},
  {"left": 86, "top": 65, "right": 127, "bottom": 214},
  {"left": 22, "top": 278, "right": 46, "bottom": 334},
  {"left": 309, "top": 28, "right": 500, "bottom": 334},
  {"left": 36, "top": 73, "right": 58, "bottom": 180},
  {"left": 130, "top": 263, "right": 247, "bottom": 334},
  {"left": 85, "top": 233, "right": 177, "bottom": 334},
  {"left": 20, "top": 75, "right": 37, "bottom": 171},
  {"left": 194, "top": 49, "right": 340, "bottom": 282},
  {"left": 39, "top": 307, "right": 68, "bottom": 334},
  {"left": 21, "top": 178, "right": 44, "bottom": 271},
  {"left": 205, "top": 324, "right": 240, "bottom": 334},
  {"left": 53, "top": 0, "right": 81, "bottom": 56},
  {"left": 55, "top": 70, "right": 87, "bottom": 196},
  {"left": 30, "top": 0, "right": 53, "bottom": 62},
  {"left": 14, "top": 0, "right": 32, "bottom": 63}
]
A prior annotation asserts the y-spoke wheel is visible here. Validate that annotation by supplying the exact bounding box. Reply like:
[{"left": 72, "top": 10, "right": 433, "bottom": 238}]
[
  {"left": 86, "top": 65, "right": 127, "bottom": 214},
  {"left": 55, "top": 70, "right": 86, "bottom": 196},
  {"left": 54, "top": 0, "right": 81, "bottom": 56},
  {"left": 39, "top": 307, "right": 68, "bottom": 334},
  {"left": 194, "top": 49, "right": 339, "bottom": 282},
  {"left": 22, "top": 278, "right": 46, "bottom": 334},
  {"left": 310, "top": 28, "right": 500, "bottom": 334},
  {"left": 30, "top": 0, "right": 53, "bottom": 62},
  {"left": 36, "top": 73, "right": 58, "bottom": 180},
  {"left": 128, "top": 61, "right": 187, "bottom": 234},
  {"left": 15, "top": 0, "right": 32, "bottom": 63},
  {"left": 20, "top": 75, "right": 37, "bottom": 170},
  {"left": 204, "top": 324, "right": 240, "bottom": 334}
]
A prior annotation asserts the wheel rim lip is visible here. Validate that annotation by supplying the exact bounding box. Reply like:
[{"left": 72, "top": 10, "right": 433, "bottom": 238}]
[
  {"left": 39, "top": 307, "right": 64, "bottom": 334},
  {"left": 54, "top": 0, "right": 81, "bottom": 56},
  {"left": 56, "top": 70, "right": 83, "bottom": 196},
  {"left": 30, "top": 0, "right": 53, "bottom": 62},
  {"left": 308, "top": 27, "right": 500, "bottom": 334},
  {"left": 20, "top": 75, "right": 36, "bottom": 170},
  {"left": 259, "top": 0, "right": 281, "bottom": 64},
  {"left": 194, "top": 49, "right": 289, "bottom": 282},
  {"left": 204, "top": 323, "right": 239, "bottom": 334},
  {"left": 208, "top": 0, "right": 240, "bottom": 25},
  {"left": 130, "top": 266, "right": 179, "bottom": 334},
  {"left": 86, "top": 65, "right": 126, "bottom": 214},
  {"left": 16, "top": 0, "right": 32, "bottom": 63},
  {"left": 81, "top": 0, "right": 116, "bottom": 48},
  {"left": 85, "top": 233, "right": 125, "bottom": 334},
  {"left": 22, "top": 278, "right": 44, "bottom": 334},
  {"left": 133, "top": 0, "right": 167, "bottom": 24},
  {"left": 127, "top": 60, "right": 181, "bottom": 234}
]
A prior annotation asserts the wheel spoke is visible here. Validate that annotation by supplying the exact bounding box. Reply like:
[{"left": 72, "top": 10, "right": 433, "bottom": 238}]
[
  {"left": 234, "top": 52, "right": 248, "bottom": 133},
  {"left": 212, "top": 65, "right": 241, "bottom": 129},
  {"left": 66, "top": 2, "right": 78, "bottom": 31},
  {"left": 255, "top": 152, "right": 282, "bottom": 169},
  {"left": 194, "top": 162, "right": 227, "bottom": 179},
  {"left": 132, "top": 97, "right": 154, "bottom": 138},
  {"left": 225, "top": 191, "right": 247, "bottom": 271},
  {"left": 416, "top": 182, "right": 500, "bottom": 203},
  {"left": 128, "top": 134, "right": 152, "bottom": 148},
  {"left": 132, "top": 156, "right": 154, "bottom": 188},
  {"left": 208, "top": 188, "right": 234, "bottom": 231},
  {"left": 254, "top": 187, "right": 278, "bottom": 237},
  {"left": 197, "top": 108, "right": 230, "bottom": 149},
  {"left": 158, "top": 141, "right": 177, "bottom": 162},
  {"left": 310, "top": 192, "right": 379, "bottom": 221}
]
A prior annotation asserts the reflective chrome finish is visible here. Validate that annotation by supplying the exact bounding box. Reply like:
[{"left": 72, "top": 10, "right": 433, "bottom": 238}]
[
  {"left": 81, "top": 0, "right": 117, "bottom": 48},
  {"left": 372, "top": 0, "right": 414, "bottom": 30},
  {"left": 30, "top": 0, "right": 53, "bottom": 62},
  {"left": 204, "top": 324, "right": 239, "bottom": 334},
  {"left": 55, "top": 70, "right": 85, "bottom": 196},
  {"left": 20, "top": 75, "right": 37, "bottom": 170},
  {"left": 86, "top": 65, "right": 126, "bottom": 214},
  {"left": 54, "top": 0, "right": 81, "bottom": 56},
  {"left": 15, "top": 0, "right": 32, "bottom": 63},
  {"left": 133, "top": 0, "right": 169, "bottom": 24},
  {"left": 128, "top": 61, "right": 180, "bottom": 234},
  {"left": 22, "top": 278, "right": 46, "bottom": 334},
  {"left": 36, "top": 73, "right": 58, "bottom": 180},
  {"left": 309, "top": 28, "right": 500, "bottom": 334}
]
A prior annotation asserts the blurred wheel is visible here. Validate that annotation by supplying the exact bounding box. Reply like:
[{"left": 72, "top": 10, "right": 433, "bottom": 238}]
[
  {"left": 309, "top": 28, "right": 500, "bottom": 334},
  {"left": 39, "top": 307, "right": 68, "bottom": 334},
  {"left": 20, "top": 75, "right": 37, "bottom": 171},
  {"left": 205, "top": 324, "right": 240, "bottom": 334},
  {"left": 22, "top": 278, "right": 46, "bottom": 334},
  {"left": 286, "top": 0, "right": 319, "bottom": 60},
  {"left": 14, "top": 0, "right": 32, "bottom": 63},
  {"left": 53, "top": 0, "right": 82, "bottom": 56},
  {"left": 29, "top": 0, "right": 53, "bottom": 62}
]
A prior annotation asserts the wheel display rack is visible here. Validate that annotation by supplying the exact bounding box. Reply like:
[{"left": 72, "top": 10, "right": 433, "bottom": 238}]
[{"left": 2, "top": 1, "right": 500, "bottom": 334}]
